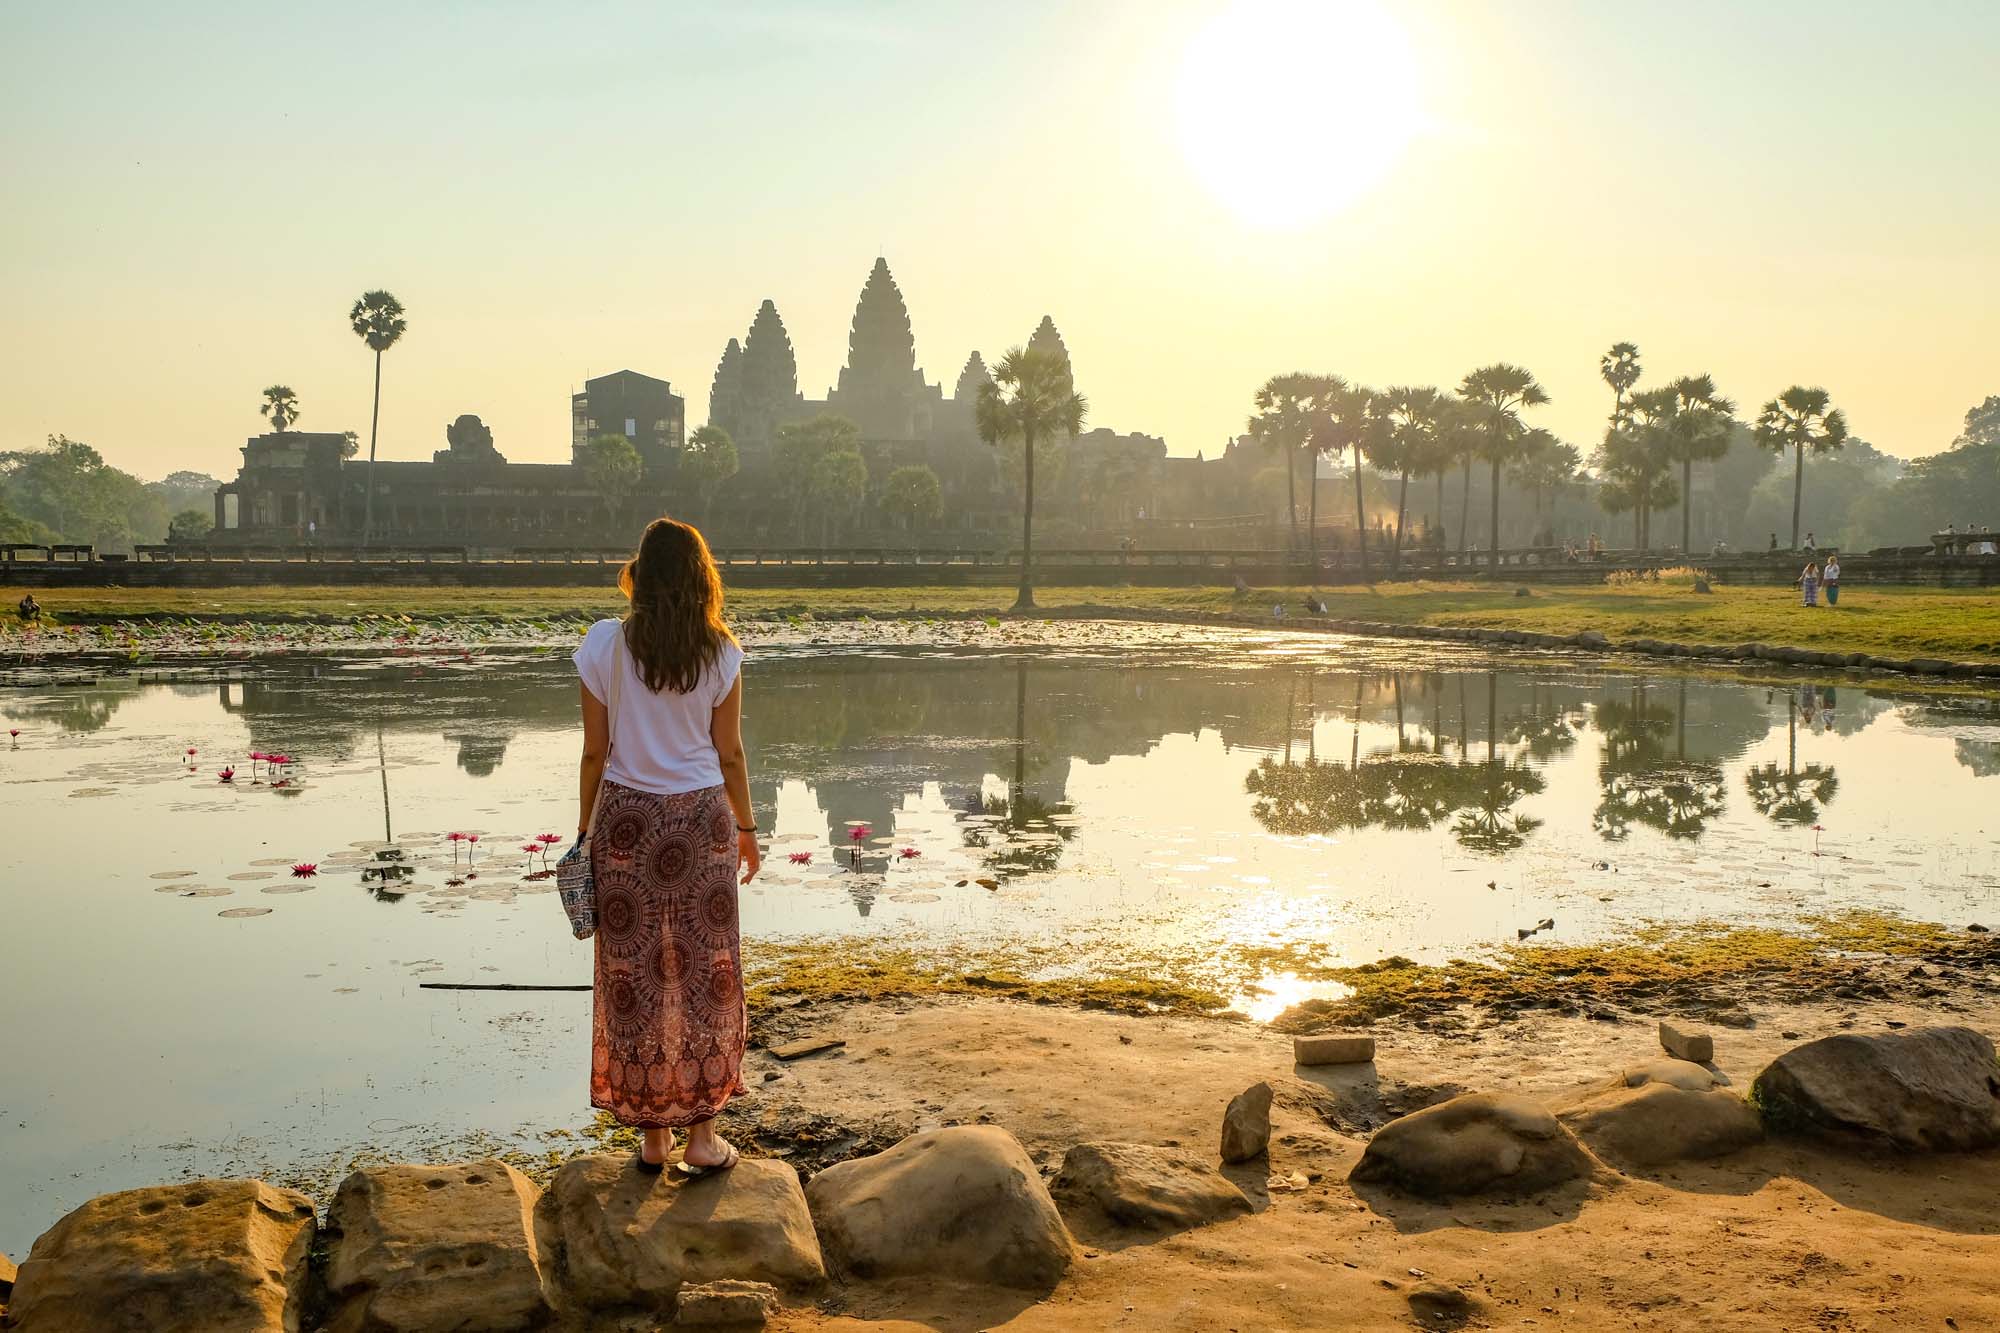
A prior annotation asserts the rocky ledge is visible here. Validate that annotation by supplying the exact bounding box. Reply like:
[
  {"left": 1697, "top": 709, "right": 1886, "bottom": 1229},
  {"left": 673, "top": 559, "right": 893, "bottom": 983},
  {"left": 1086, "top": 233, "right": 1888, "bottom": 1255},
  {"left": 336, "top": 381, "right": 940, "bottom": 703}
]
[{"left": 4, "top": 1025, "right": 1995, "bottom": 1331}]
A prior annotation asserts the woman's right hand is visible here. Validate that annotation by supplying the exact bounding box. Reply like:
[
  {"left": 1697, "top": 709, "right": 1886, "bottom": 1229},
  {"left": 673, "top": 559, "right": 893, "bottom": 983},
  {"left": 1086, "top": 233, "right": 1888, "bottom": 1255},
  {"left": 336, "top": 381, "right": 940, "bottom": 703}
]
[{"left": 737, "top": 829, "right": 761, "bottom": 884}]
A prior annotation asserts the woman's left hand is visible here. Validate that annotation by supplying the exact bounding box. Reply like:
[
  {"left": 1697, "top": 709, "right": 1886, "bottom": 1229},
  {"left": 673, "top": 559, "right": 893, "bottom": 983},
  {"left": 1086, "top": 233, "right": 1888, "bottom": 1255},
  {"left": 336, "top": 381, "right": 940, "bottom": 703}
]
[{"left": 737, "top": 829, "right": 761, "bottom": 884}]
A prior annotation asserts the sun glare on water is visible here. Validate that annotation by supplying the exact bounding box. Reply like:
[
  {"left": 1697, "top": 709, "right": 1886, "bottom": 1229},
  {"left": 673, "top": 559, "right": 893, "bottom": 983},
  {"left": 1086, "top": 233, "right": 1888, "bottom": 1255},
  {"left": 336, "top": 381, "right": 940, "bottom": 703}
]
[{"left": 1176, "top": 0, "right": 1423, "bottom": 228}]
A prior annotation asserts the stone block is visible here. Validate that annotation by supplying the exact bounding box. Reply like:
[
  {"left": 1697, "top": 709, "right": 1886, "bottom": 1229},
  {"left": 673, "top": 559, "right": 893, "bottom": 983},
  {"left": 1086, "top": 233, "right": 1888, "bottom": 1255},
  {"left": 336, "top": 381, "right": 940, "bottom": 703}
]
[
  {"left": 1294, "top": 1033, "right": 1376, "bottom": 1066},
  {"left": 675, "top": 1278, "right": 778, "bottom": 1327},
  {"left": 1658, "top": 1021, "right": 1714, "bottom": 1064}
]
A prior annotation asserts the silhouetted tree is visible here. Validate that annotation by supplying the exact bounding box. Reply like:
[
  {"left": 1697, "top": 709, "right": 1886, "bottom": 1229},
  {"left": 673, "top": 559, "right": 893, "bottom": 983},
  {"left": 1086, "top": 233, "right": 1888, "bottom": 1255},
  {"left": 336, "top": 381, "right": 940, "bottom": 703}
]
[
  {"left": 348, "top": 290, "right": 407, "bottom": 546},
  {"left": 679, "top": 424, "right": 739, "bottom": 521},
  {"left": 1659, "top": 374, "right": 1737, "bottom": 553},
  {"left": 259, "top": 385, "right": 300, "bottom": 434},
  {"left": 977, "top": 345, "right": 1086, "bottom": 610},
  {"left": 1753, "top": 386, "right": 1848, "bottom": 550},
  {"left": 881, "top": 464, "right": 942, "bottom": 538},
  {"left": 1460, "top": 364, "right": 1550, "bottom": 567},
  {"left": 577, "top": 433, "right": 641, "bottom": 528},
  {"left": 1372, "top": 386, "right": 1445, "bottom": 573},
  {"left": 1249, "top": 373, "right": 1319, "bottom": 556}
]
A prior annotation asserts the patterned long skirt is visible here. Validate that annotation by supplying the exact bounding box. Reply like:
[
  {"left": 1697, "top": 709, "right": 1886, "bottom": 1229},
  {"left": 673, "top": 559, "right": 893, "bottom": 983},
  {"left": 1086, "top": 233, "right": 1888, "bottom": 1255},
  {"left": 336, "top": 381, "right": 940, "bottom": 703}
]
[{"left": 589, "top": 780, "right": 747, "bottom": 1127}]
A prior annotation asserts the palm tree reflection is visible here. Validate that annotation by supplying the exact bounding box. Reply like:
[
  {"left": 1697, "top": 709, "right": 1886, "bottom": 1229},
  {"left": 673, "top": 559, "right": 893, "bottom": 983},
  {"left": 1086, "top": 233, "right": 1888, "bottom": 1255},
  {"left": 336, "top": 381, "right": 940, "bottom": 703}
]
[
  {"left": 1593, "top": 681, "right": 1727, "bottom": 841},
  {"left": 1245, "top": 671, "right": 1546, "bottom": 853},
  {"left": 1744, "top": 691, "right": 1838, "bottom": 825},
  {"left": 961, "top": 662, "right": 1076, "bottom": 878}
]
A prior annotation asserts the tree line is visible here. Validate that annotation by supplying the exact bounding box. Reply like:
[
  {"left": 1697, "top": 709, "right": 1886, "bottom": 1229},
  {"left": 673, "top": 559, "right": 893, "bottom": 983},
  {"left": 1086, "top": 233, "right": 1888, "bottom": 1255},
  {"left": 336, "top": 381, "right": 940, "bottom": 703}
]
[{"left": 1248, "top": 345, "right": 1882, "bottom": 564}]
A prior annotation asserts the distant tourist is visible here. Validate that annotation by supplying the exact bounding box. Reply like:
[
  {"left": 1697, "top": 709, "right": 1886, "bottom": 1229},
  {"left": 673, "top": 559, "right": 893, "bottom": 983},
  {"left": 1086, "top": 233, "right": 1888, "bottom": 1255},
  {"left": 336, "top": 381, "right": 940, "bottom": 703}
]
[
  {"left": 1803, "top": 531, "right": 1817, "bottom": 555},
  {"left": 17, "top": 592, "right": 41, "bottom": 622},
  {"left": 1769, "top": 532, "right": 1778, "bottom": 551},
  {"left": 1303, "top": 594, "right": 1327, "bottom": 615},
  {"left": 1821, "top": 553, "right": 1840, "bottom": 605},
  {"left": 1232, "top": 574, "right": 1250, "bottom": 597},
  {"left": 572, "top": 516, "right": 757, "bottom": 1176},
  {"left": 1800, "top": 560, "right": 1820, "bottom": 607}
]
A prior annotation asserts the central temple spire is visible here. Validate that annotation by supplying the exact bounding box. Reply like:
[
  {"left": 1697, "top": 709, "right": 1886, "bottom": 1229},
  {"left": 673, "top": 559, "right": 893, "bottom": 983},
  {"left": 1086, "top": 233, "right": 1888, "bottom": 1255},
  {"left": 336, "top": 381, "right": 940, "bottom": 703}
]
[{"left": 842, "top": 257, "right": 918, "bottom": 385}]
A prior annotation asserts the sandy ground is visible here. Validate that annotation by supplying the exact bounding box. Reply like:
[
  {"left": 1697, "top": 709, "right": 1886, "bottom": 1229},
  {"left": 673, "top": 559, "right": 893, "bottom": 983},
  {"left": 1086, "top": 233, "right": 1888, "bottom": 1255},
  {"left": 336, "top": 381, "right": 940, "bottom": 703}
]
[{"left": 721, "top": 993, "right": 2000, "bottom": 1333}]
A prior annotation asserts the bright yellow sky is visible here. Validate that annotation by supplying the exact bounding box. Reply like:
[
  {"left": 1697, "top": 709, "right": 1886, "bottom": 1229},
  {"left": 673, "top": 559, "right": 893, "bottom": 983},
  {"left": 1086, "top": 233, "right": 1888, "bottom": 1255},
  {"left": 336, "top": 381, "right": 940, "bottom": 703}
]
[{"left": 3, "top": 1, "right": 1995, "bottom": 480}]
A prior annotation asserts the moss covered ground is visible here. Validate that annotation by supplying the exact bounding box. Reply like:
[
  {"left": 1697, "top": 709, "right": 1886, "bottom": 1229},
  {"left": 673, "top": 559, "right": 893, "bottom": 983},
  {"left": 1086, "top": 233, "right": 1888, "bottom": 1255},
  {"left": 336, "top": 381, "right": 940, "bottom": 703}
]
[{"left": 16, "top": 577, "right": 2000, "bottom": 661}]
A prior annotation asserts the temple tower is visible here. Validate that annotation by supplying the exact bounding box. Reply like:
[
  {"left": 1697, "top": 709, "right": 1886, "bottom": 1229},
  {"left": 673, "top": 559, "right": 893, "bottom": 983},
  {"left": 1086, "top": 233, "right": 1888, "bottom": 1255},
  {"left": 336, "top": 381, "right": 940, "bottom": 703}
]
[
  {"left": 1027, "top": 315, "right": 1074, "bottom": 393},
  {"left": 709, "top": 337, "right": 744, "bottom": 439},
  {"left": 736, "top": 300, "right": 805, "bottom": 446},
  {"left": 827, "top": 258, "right": 940, "bottom": 440},
  {"left": 954, "top": 351, "right": 992, "bottom": 403}
]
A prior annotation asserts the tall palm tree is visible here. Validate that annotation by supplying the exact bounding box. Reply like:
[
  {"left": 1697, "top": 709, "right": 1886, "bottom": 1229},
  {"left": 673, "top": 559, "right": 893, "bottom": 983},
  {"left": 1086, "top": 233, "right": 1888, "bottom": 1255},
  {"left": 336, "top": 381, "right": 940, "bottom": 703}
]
[
  {"left": 1505, "top": 429, "right": 1578, "bottom": 540},
  {"left": 1459, "top": 364, "right": 1550, "bottom": 570},
  {"left": 1658, "top": 374, "right": 1737, "bottom": 553},
  {"left": 1435, "top": 397, "right": 1481, "bottom": 563},
  {"left": 1597, "top": 387, "right": 1680, "bottom": 548},
  {"left": 1752, "top": 386, "right": 1848, "bottom": 550},
  {"left": 1600, "top": 342, "right": 1642, "bottom": 430},
  {"left": 1372, "top": 385, "right": 1443, "bottom": 575},
  {"left": 1312, "top": 377, "right": 1374, "bottom": 581},
  {"left": 1249, "top": 373, "right": 1318, "bottom": 557},
  {"left": 349, "top": 290, "right": 408, "bottom": 548},
  {"left": 259, "top": 385, "right": 300, "bottom": 434},
  {"left": 977, "top": 345, "right": 1086, "bottom": 610}
]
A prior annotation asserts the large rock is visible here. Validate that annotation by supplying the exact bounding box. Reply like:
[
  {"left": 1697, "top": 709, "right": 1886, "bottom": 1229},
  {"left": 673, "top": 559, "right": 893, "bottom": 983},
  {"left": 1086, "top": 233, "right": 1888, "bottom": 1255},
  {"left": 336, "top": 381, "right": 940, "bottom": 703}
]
[
  {"left": 0, "top": 1248, "right": 14, "bottom": 1301},
  {"left": 7, "top": 1178, "right": 316, "bottom": 1332},
  {"left": 1751, "top": 1026, "right": 2000, "bottom": 1151},
  {"left": 1349, "top": 1093, "right": 1593, "bottom": 1198},
  {"left": 1050, "top": 1142, "right": 1252, "bottom": 1234},
  {"left": 1558, "top": 1061, "right": 1762, "bottom": 1168},
  {"left": 321, "top": 1159, "right": 555, "bottom": 1332},
  {"left": 804, "top": 1126, "right": 1072, "bottom": 1291},
  {"left": 543, "top": 1155, "right": 823, "bottom": 1312},
  {"left": 1220, "top": 1081, "right": 1273, "bottom": 1163}
]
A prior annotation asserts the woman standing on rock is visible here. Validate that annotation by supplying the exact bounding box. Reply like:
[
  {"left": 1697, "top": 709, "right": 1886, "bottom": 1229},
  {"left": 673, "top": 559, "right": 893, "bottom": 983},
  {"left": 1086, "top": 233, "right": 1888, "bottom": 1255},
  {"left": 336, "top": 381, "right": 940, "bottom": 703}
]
[{"left": 573, "top": 517, "right": 760, "bottom": 1176}]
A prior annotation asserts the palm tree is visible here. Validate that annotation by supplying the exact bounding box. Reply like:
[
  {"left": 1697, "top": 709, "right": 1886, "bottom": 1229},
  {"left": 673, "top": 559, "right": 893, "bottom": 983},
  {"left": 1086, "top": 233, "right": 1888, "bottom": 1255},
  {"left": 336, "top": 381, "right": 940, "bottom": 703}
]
[
  {"left": 1506, "top": 429, "right": 1579, "bottom": 541},
  {"left": 1600, "top": 342, "right": 1642, "bottom": 430},
  {"left": 1658, "top": 374, "right": 1737, "bottom": 553},
  {"left": 1596, "top": 388, "right": 1680, "bottom": 548},
  {"left": 348, "top": 290, "right": 407, "bottom": 547},
  {"left": 1313, "top": 377, "right": 1374, "bottom": 581},
  {"left": 1459, "top": 364, "right": 1550, "bottom": 570},
  {"left": 977, "top": 345, "right": 1086, "bottom": 610},
  {"left": 259, "top": 385, "right": 300, "bottom": 434},
  {"left": 1753, "top": 386, "right": 1848, "bottom": 550},
  {"left": 1249, "top": 373, "right": 1318, "bottom": 557},
  {"left": 1372, "top": 386, "right": 1443, "bottom": 575},
  {"left": 1435, "top": 397, "right": 1482, "bottom": 563}
]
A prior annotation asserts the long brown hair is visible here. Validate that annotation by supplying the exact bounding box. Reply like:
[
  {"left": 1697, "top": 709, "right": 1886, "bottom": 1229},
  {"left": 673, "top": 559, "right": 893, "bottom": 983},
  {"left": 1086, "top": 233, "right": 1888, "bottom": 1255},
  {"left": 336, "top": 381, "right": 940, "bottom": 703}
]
[{"left": 618, "top": 517, "right": 734, "bottom": 694}]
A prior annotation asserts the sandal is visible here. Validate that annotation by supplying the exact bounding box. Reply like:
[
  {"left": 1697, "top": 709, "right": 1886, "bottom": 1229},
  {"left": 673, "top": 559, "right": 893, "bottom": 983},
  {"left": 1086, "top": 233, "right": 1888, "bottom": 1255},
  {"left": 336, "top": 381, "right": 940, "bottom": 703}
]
[{"left": 672, "top": 1142, "right": 740, "bottom": 1179}]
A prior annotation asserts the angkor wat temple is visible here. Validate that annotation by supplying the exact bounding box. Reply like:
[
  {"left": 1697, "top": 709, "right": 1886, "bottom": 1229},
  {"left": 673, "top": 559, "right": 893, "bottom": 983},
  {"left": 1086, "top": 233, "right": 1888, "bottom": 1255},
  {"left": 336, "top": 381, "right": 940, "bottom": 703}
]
[{"left": 209, "top": 259, "right": 1274, "bottom": 549}]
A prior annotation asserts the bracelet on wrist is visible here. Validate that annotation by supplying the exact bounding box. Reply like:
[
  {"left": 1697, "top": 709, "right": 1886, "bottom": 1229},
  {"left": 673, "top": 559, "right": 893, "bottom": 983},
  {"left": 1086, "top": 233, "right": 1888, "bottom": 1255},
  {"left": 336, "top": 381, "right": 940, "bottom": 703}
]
[{"left": 736, "top": 823, "right": 758, "bottom": 834}]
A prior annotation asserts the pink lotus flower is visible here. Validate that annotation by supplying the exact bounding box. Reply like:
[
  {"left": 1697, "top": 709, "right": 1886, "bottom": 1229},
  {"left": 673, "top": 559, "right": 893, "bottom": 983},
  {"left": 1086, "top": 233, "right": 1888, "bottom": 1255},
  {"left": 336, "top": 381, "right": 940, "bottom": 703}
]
[
  {"left": 447, "top": 832, "right": 467, "bottom": 843},
  {"left": 536, "top": 833, "right": 563, "bottom": 845},
  {"left": 849, "top": 825, "right": 871, "bottom": 844},
  {"left": 788, "top": 852, "right": 812, "bottom": 865},
  {"left": 7, "top": 729, "right": 18, "bottom": 738},
  {"left": 466, "top": 834, "right": 480, "bottom": 844},
  {"left": 899, "top": 847, "right": 921, "bottom": 860},
  {"left": 217, "top": 767, "right": 235, "bottom": 782},
  {"left": 521, "top": 843, "right": 542, "bottom": 855},
  {"left": 291, "top": 863, "right": 317, "bottom": 878},
  {"left": 185, "top": 747, "right": 197, "bottom": 757}
]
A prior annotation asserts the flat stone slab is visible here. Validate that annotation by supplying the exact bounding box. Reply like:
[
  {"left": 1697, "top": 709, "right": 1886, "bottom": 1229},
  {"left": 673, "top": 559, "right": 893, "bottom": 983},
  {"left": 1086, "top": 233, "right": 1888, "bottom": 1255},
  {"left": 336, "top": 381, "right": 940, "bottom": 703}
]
[
  {"left": 1294, "top": 1033, "right": 1376, "bottom": 1066},
  {"left": 544, "top": 1154, "right": 824, "bottom": 1311},
  {"left": 805, "top": 1125, "right": 1073, "bottom": 1291},
  {"left": 8, "top": 1177, "right": 316, "bottom": 1333},
  {"left": 1350, "top": 1092, "right": 1594, "bottom": 1199},
  {"left": 1051, "top": 1141, "right": 1252, "bottom": 1234},
  {"left": 321, "top": 1159, "right": 555, "bottom": 1332},
  {"left": 675, "top": 1278, "right": 778, "bottom": 1327},
  {"left": 1751, "top": 1026, "right": 2000, "bottom": 1151},
  {"left": 1659, "top": 1021, "right": 1714, "bottom": 1064}
]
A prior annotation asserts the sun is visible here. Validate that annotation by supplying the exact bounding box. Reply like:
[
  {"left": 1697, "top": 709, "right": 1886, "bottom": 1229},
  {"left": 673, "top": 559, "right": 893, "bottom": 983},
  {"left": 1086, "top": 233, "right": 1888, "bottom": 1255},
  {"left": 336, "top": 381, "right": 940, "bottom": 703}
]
[{"left": 1175, "top": 0, "right": 1423, "bottom": 228}]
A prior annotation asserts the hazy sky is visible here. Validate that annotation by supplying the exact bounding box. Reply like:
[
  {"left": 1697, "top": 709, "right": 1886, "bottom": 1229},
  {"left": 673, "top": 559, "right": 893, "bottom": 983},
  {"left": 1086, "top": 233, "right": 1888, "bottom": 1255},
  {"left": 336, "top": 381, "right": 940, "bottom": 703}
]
[{"left": 4, "top": 0, "right": 1995, "bottom": 482}]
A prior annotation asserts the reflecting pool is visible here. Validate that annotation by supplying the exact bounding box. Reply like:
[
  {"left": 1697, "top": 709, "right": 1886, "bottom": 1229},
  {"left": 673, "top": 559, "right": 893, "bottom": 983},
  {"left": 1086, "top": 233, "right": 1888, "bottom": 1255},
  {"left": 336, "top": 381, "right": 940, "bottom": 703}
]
[{"left": 5, "top": 622, "right": 2000, "bottom": 1253}]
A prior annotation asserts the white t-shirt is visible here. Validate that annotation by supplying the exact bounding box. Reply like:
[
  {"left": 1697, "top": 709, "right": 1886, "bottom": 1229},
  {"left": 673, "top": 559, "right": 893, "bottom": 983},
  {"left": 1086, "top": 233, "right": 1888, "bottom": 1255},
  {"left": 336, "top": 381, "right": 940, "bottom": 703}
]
[{"left": 573, "top": 619, "right": 744, "bottom": 796}]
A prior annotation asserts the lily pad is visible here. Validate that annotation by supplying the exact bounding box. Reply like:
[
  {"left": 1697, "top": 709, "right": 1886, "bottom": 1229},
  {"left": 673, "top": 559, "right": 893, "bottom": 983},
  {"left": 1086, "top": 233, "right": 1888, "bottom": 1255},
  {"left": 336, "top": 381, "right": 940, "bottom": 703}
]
[
  {"left": 149, "top": 870, "right": 198, "bottom": 880},
  {"left": 218, "top": 907, "right": 272, "bottom": 918}
]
